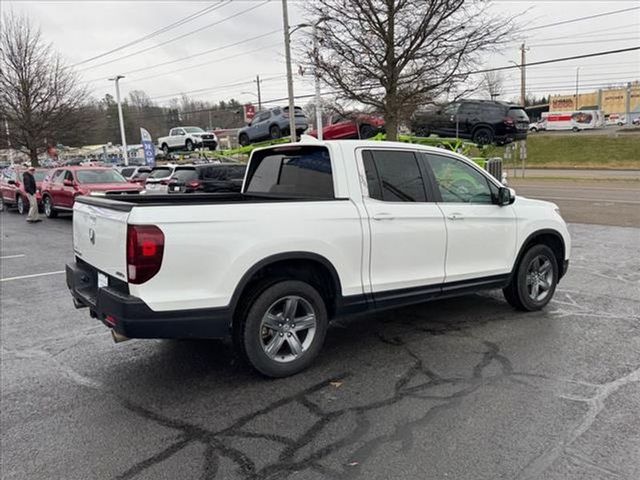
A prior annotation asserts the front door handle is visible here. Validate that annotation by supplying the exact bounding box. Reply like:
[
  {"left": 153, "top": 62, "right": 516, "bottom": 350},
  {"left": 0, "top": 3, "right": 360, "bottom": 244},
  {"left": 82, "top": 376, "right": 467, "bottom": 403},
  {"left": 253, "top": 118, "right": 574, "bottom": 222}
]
[
  {"left": 447, "top": 213, "right": 464, "bottom": 221},
  {"left": 372, "top": 213, "right": 395, "bottom": 221}
]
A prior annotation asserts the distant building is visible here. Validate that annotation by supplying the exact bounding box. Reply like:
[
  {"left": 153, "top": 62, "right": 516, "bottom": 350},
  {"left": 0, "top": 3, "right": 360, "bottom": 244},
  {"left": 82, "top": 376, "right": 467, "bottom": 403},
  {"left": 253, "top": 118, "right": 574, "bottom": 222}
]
[{"left": 549, "top": 82, "right": 639, "bottom": 117}]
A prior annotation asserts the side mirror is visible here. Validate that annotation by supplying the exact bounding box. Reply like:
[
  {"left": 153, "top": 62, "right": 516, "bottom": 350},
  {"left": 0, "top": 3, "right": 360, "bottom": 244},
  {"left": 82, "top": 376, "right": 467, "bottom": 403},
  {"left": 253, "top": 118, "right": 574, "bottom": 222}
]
[{"left": 497, "top": 186, "right": 515, "bottom": 206}]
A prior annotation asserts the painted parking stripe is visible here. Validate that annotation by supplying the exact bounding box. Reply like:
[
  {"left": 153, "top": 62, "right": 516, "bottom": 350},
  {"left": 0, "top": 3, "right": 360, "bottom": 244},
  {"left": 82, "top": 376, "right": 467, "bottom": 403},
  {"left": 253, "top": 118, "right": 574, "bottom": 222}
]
[
  {"left": 0, "top": 254, "right": 26, "bottom": 260},
  {"left": 527, "top": 196, "right": 640, "bottom": 205},
  {"left": 0, "top": 270, "right": 65, "bottom": 282}
]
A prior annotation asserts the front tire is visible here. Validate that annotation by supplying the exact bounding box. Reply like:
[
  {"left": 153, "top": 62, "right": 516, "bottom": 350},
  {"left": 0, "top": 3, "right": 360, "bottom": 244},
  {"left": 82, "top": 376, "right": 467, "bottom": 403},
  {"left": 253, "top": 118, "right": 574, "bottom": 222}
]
[
  {"left": 269, "top": 125, "right": 282, "bottom": 140},
  {"left": 16, "top": 195, "right": 25, "bottom": 215},
  {"left": 359, "top": 124, "right": 376, "bottom": 139},
  {"left": 185, "top": 139, "right": 194, "bottom": 151},
  {"left": 162, "top": 143, "right": 170, "bottom": 156},
  {"left": 238, "top": 133, "right": 250, "bottom": 147},
  {"left": 503, "top": 244, "right": 559, "bottom": 311},
  {"left": 237, "top": 280, "right": 328, "bottom": 378},
  {"left": 43, "top": 195, "right": 57, "bottom": 218}
]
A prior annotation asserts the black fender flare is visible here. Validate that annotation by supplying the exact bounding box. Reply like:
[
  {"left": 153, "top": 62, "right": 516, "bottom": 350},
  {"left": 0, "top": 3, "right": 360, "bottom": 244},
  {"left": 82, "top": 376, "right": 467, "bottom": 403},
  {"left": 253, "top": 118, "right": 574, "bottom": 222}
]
[{"left": 509, "top": 229, "right": 567, "bottom": 282}]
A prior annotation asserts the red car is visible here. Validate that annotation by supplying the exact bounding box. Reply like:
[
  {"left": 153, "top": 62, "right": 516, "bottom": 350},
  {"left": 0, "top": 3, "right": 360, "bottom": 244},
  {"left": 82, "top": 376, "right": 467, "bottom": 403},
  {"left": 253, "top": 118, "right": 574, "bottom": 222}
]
[
  {"left": 308, "top": 113, "right": 385, "bottom": 140},
  {"left": 41, "top": 166, "right": 143, "bottom": 218},
  {"left": 0, "top": 167, "right": 49, "bottom": 214}
]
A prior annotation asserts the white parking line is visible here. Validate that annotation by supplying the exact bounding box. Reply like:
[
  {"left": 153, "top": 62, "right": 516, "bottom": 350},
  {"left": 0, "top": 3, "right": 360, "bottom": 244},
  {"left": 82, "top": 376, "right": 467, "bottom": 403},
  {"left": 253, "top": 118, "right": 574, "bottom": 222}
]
[
  {"left": 0, "top": 254, "right": 26, "bottom": 260},
  {"left": 0, "top": 271, "right": 65, "bottom": 282},
  {"left": 528, "top": 196, "right": 640, "bottom": 205}
]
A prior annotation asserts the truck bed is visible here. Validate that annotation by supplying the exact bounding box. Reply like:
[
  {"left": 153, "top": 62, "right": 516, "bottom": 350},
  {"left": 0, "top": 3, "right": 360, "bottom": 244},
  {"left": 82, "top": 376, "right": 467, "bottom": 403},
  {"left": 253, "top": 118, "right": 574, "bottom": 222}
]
[{"left": 76, "top": 193, "right": 342, "bottom": 211}]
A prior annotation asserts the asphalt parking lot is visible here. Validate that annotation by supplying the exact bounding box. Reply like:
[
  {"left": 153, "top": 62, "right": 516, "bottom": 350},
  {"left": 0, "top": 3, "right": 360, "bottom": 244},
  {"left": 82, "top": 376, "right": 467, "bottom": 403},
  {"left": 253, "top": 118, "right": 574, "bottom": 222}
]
[{"left": 1, "top": 211, "right": 639, "bottom": 480}]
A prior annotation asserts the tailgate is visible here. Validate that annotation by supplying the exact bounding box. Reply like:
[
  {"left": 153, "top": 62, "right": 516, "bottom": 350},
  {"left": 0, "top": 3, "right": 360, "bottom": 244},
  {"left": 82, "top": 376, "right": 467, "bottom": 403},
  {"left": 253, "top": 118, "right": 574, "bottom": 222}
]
[{"left": 73, "top": 201, "right": 130, "bottom": 280}]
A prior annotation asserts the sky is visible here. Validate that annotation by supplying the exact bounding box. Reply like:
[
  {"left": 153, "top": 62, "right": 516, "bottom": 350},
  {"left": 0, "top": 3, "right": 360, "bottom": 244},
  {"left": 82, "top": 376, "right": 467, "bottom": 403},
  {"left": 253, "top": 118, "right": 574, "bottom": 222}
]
[{"left": 2, "top": 0, "right": 639, "bottom": 107}]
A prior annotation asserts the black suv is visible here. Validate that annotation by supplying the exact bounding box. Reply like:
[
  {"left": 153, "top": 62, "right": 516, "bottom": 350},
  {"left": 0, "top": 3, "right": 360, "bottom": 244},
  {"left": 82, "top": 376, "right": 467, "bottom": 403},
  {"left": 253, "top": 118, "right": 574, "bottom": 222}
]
[
  {"left": 411, "top": 100, "right": 529, "bottom": 145},
  {"left": 167, "top": 163, "right": 246, "bottom": 194}
]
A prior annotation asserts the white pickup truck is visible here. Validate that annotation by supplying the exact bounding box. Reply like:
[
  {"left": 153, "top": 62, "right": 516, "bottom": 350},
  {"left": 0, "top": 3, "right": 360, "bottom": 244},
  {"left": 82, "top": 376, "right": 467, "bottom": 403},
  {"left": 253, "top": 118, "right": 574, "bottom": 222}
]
[
  {"left": 66, "top": 138, "right": 570, "bottom": 377},
  {"left": 157, "top": 126, "right": 218, "bottom": 154}
]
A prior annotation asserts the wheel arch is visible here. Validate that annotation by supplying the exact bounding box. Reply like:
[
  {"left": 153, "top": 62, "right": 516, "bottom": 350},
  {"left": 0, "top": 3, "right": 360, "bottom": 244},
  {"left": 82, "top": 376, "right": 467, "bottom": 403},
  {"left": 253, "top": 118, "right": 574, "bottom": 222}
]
[
  {"left": 230, "top": 252, "right": 343, "bottom": 323},
  {"left": 512, "top": 229, "right": 567, "bottom": 280}
]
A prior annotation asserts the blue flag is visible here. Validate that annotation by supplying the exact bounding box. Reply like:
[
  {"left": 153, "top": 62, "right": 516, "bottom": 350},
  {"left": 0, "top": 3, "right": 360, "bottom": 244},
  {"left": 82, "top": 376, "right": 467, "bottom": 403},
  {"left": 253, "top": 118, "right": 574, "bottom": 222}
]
[{"left": 140, "top": 128, "right": 155, "bottom": 167}]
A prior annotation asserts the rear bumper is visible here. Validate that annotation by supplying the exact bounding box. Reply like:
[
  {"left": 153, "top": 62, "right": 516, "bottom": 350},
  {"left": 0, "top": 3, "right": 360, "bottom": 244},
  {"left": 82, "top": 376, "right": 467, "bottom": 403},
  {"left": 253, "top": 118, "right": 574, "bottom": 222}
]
[{"left": 66, "top": 262, "right": 231, "bottom": 339}]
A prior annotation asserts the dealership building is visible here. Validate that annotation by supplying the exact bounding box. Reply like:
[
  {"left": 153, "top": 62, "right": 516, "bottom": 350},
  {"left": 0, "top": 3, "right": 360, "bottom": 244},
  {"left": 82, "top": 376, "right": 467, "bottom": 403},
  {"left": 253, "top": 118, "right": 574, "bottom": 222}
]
[{"left": 548, "top": 82, "right": 639, "bottom": 116}]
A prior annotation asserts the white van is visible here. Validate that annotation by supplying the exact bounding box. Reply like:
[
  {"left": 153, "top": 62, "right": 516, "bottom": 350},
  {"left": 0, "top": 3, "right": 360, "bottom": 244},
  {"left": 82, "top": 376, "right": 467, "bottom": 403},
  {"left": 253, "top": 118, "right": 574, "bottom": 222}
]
[{"left": 542, "top": 110, "right": 604, "bottom": 132}]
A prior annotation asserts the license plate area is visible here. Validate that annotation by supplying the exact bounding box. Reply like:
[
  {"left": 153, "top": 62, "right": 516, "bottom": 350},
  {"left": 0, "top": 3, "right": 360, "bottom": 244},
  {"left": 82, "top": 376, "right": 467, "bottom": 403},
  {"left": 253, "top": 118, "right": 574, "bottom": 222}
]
[{"left": 98, "top": 272, "right": 108, "bottom": 288}]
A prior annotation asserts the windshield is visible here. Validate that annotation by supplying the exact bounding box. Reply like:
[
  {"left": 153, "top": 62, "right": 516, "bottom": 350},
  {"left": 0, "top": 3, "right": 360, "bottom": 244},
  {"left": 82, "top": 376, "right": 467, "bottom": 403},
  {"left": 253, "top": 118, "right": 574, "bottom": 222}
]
[
  {"left": 172, "top": 168, "right": 198, "bottom": 182},
  {"left": 183, "top": 127, "right": 204, "bottom": 133},
  {"left": 34, "top": 171, "right": 49, "bottom": 181},
  {"left": 76, "top": 169, "right": 126, "bottom": 184},
  {"left": 148, "top": 167, "right": 173, "bottom": 179}
]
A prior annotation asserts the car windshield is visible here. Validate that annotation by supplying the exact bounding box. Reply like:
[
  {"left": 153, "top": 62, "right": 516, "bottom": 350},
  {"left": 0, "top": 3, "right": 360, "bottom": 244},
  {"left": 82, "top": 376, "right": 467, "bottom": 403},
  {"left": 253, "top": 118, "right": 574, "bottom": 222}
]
[
  {"left": 148, "top": 167, "right": 173, "bottom": 179},
  {"left": 76, "top": 169, "right": 126, "bottom": 184},
  {"left": 183, "top": 127, "right": 204, "bottom": 133},
  {"left": 172, "top": 168, "right": 197, "bottom": 182},
  {"left": 34, "top": 171, "right": 48, "bottom": 181}
]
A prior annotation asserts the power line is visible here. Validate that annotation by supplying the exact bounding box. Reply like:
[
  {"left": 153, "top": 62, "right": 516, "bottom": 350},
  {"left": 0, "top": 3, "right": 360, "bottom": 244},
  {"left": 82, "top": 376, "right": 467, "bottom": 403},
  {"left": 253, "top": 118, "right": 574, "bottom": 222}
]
[
  {"left": 119, "top": 30, "right": 281, "bottom": 76},
  {"left": 78, "top": 0, "right": 269, "bottom": 72},
  {"left": 522, "top": 7, "right": 640, "bottom": 32},
  {"left": 466, "top": 46, "right": 640, "bottom": 75},
  {"left": 149, "top": 75, "right": 286, "bottom": 101},
  {"left": 71, "top": 2, "right": 227, "bottom": 67},
  {"left": 529, "top": 38, "right": 638, "bottom": 48},
  {"left": 527, "top": 24, "right": 640, "bottom": 42}
]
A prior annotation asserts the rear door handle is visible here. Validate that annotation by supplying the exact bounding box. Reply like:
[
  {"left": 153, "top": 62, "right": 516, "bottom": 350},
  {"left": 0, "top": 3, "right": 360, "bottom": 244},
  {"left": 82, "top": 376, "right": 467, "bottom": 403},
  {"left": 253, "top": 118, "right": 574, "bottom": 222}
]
[
  {"left": 447, "top": 213, "right": 464, "bottom": 221},
  {"left": 372, "top": 213, "right": 395, "bottom": 221}
]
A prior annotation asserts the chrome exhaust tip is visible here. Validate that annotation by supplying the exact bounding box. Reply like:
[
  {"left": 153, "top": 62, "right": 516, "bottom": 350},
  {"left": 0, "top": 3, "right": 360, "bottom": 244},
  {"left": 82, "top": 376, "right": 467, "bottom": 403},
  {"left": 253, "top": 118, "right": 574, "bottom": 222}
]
[{"left": 111, "top": 329, "right": 130, "bottom": 343}]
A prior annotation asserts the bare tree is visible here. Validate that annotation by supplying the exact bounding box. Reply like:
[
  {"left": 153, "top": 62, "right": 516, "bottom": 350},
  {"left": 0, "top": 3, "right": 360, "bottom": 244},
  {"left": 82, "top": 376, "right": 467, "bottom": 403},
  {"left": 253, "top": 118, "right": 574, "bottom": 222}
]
[
  {"left": 0, "top": 12, "right": 88, "bottom": 165},
  {"left": 305, "top": 0, "right": 516, "bottom": 139},
  {"left": 482, "top": 71, "right": 504, "bottom": 100}
]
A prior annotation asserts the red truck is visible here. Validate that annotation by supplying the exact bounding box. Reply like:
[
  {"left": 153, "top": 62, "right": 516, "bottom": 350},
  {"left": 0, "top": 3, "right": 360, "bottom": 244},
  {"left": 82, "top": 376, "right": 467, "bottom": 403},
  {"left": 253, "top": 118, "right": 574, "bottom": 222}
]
[
  {"left": 308, "top": 113, "right": 385, "bottom": 140},
  {"left": 41, "top": 166, "right": 142, "bottom": 218},
  {"left": 0, "top": 167, "right": 50, "bottom": 214}
]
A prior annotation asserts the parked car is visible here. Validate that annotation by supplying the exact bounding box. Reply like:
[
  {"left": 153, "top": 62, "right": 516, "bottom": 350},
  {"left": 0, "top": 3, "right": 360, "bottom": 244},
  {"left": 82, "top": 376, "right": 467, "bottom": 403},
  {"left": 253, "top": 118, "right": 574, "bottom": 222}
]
[
  {"left": 529, "top": 119, "right": 547, "bottom": 132},
  {"left": 143, "top": 165, "right": 179, "bottom": 194},
  {"left": 411, "top": 100, "right": 529, "bottom": 145},
  {"left": 66, "top": 138, "right": 570, "bottom": 377},
  {"left": 606, "top": 113, "right": 625, "bottom": 126},
  {"left": 157, "top": 127, "right": 218, "bottom": 155},
  {"left": 308, "top": 113, "right": 385, "bottom": 140},
  {"left": 41, "top": 167, "right": 142, "bottom": 218},
  {"left": 633, "top": 117, "right": 640, "bottom": 126},
  {"left": 0, "top": 167, "right": 49, "bottom": 214},
  {"left": 167, "top": 164, "right": 246, "bottom": 194},
  {"left": 117, "top": 166, "right": 152, "bottom": 181},
  {"left": 238, "top": 106, "right": 308, "bottom": 146}
]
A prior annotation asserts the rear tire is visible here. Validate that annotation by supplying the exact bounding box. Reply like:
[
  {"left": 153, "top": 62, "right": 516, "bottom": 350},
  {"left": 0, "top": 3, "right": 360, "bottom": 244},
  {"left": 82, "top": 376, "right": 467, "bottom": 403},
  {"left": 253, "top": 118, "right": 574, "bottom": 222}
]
[
  {"left": 185, "top": 139, "right": 194, "bottom": 151},
  {"left": 472, "top": 127, "right": 494, "bottom": 145},
  {"left": 359, "top": 124, "right": 376, "bottom": 139},
  {"left": 43, "top": 195, "right": 57, "bottom": 218},
  {"left": 269, "top": 125, "right": 282, "bottom": 140},
  {"left": 236, "top": 280, "right": 328, "bottom": 378},
  {"left": 162, "top": 144, "right": 170, "bottom": 156},
  {"left": 503, "top": 244, "right": 559, "bottom": 311},
  {"left": 571, "top": 126, "right": 580, "bottom": 132},
  {"left": 16, "top": 195, "right": 25, "bottom": 215}
]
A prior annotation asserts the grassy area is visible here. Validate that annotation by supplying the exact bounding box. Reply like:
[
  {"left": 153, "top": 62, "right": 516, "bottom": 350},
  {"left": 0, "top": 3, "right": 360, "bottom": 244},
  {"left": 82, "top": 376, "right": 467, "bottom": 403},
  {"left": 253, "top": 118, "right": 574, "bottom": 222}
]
[{"left": 479, "top": 135, "right": 640, "bottom": 169}]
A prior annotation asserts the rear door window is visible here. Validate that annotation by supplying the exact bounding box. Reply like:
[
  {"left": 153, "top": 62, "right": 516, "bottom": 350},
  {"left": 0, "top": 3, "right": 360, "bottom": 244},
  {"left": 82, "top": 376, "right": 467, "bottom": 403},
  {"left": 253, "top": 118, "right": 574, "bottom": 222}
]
[
  {"left": 362, "top": 150, "right": 428, "bottom": 202},
  {"left": 245, "top": 146, "right": 333, "bottom": 198}
]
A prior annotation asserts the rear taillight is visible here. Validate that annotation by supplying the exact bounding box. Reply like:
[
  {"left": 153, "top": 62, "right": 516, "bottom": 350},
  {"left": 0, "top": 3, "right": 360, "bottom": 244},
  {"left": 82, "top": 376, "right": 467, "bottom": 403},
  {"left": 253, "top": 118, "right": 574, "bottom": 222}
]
[
  {"left": 503, "top": 116, "right": 515, "bottom": 126},
  {"left": 160, "top": 180, "right": 169, "bottom": 185},
  {"left": 126, "top": 224, "right": 164, "bottom": 284},
  {"left": 188, "top": 180, "right": 201, "bottom": 189}
]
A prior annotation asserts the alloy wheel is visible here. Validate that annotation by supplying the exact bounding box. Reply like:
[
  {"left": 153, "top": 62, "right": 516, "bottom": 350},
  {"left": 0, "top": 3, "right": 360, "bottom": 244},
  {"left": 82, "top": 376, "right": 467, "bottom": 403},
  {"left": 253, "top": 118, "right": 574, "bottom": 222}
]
[
  {"left": 259, "top": 296, "right": 317, "bottom": 363},
  {"left": 526, "top": 255, "right": 554, "bottom": 302}
]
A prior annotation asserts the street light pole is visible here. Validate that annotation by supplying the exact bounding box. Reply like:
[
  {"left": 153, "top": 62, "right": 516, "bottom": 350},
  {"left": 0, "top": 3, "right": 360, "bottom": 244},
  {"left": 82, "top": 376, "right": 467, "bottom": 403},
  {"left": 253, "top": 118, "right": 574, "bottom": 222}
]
[
  {"left": 281, "top": 0, "right": 297, "bottom": 142},
  {"left": 575, "top": 67, "right": 580, "bottom": 110},
  {"left": 255, "top": 74, "right": 262, "bottom": 110},
  {"left": 109, "top": 75, "right": 129, "bottom": 166},
  {"left": 520, "top": 43, "right": 527, "bottom": 107},
  {"left": 313, "top": 24, "right": 323, "bottom": 140}
]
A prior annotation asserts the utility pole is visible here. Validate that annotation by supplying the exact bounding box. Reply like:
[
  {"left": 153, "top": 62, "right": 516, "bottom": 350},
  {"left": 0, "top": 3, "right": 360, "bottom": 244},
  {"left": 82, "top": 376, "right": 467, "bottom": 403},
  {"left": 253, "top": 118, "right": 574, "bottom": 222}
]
[
  {"left": 520, "top": 43, "right": 527, "bottom": 107},
  {"left": 255, "top": 75, "right": 262, "bottom": 110},
  {"left": 313, "top": 24, "right": 323, "bottom": 140},
  {"left": 4, "top": 118, "right": 13, "bottom": 165},
  {"left": 109, "top": 75, "right": 129, "bottom": 166},
  {"left": 281, "top": 0, "right": 297, "bottom": 142},
  {"left": 575, "top": 67, "right": 580, "bottom": 110},
  {"left": 625, "top": 82, "right": 632, "bottom": 126}
]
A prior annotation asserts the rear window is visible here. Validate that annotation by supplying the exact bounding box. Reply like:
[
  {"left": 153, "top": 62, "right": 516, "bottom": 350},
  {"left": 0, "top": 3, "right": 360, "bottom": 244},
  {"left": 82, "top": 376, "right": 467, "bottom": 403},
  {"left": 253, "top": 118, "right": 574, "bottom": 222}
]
[
  {"left": 172, "top": 168, "right": 198, "bottom": 182},
  {"left": 508, "top": 107, "right": 529, "bottom": 121},
  {"left": 148, "top": 167, "right": 173, "bottom": 179},
  {"left": 201, "top": 165, "right": 246, "bottom": 180},
  {"left": 245, "top": 146, "right": 333, "bottom": 198},
  {"left": 76, "top": 169, "right": 126, "bottom": 184},
  {"left": 120, "top": 167, "right": 135, "bottom": 177}
]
